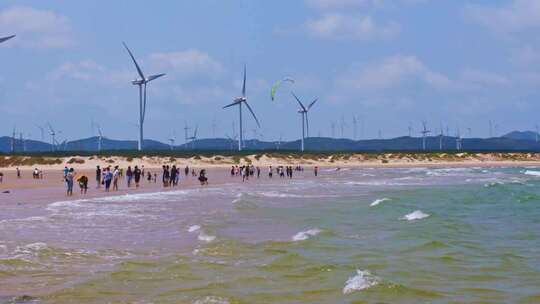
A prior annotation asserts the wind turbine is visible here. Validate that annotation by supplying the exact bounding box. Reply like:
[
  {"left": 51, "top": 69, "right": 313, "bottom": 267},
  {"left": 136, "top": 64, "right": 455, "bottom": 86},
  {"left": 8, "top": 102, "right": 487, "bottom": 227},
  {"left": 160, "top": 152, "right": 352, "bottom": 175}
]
[
  {"left": 168, "top": 137, "right": 175, "bottom": 150},
  {"left": 420, "top": 121, "right": 430, "bottom": 151},
  {"left": 183, "top": 122, "right": 191, "bottom": 149},
  {"left": 35, "top": 124, "right": 45, "bottom": 141},
  {"left": 291, "top": 92, "right": 318, "bottom": 152},
  {"left": 536, "top": 124, "right": 539, "bottom": 143},
  {"left": 47, "top": 123, "right": 61, "bottom": 151},
  {"left": 339, "top": 115, "right": 348, "bottom": 138},
  {"left": 408, "top": 122, "right": 413, "bottom": 137},
  {"left": 188, "top": 126, "right": 198, "bottom": 149},
  {"left": 439, "top": 124, "right": 444, "bottom": 151},
  {"left": 92, "top": 123, "right": 104, "bottom": 152},
  {"left": 223, "top": 65, "right": 260, "bottom": 151},
  {"left": 456, "top": 128, "right": 462, "bottom": 151},
  {"left": 123, "top": 42, "right": 166, "bottom": 151}
]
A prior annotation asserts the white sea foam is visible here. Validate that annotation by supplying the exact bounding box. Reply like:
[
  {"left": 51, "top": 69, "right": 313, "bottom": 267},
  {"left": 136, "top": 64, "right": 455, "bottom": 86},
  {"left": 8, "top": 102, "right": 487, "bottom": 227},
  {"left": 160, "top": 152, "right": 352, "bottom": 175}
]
[
  {"left": 401, "top": 210, "right": 430, "bottom": 221},
  {"left": 193, "top": 296, "right": 230, "bottom": 304},
  {"left": 524, "top": 170, "right": 540, "bottom": 177},
  {"left": 343, "top": 269, "right": 380, "bottom": 294},
  {"left": 292, "top": 228, "right": 321, "bottom": 241},
  {"left": 198, "top": 232, "right": 216, "bottom": 243},
  {"left": 46, "top": 189, "right": 194, "bottom": 210},
  {"left": 370, "top": 198, "right": 390, "bottom": 207},
  {"left": 188, "top": 225, "right": 201, "bottom": 233}
]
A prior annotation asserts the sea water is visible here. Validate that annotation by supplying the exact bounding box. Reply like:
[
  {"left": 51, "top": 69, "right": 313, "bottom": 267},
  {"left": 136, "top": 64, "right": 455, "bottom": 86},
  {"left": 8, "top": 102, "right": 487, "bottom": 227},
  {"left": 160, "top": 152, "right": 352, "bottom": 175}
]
[{"left": 1, "top": 167, "right": 539, "bottom": 303}]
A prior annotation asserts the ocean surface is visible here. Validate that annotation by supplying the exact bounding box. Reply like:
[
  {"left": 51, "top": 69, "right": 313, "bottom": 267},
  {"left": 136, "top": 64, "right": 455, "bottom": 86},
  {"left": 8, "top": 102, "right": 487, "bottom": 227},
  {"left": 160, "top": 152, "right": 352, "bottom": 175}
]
[{"left": 1, "top": 166, "right": 540, "bottom": 303}]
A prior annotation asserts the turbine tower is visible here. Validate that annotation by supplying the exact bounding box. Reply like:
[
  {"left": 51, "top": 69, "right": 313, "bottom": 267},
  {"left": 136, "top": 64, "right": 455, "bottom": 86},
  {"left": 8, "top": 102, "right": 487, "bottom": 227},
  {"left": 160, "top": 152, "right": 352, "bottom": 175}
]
[
  {"left": 291, "top": 92, "right": 318, "bottom": 152},
  {"left": 536, "top": 124, "right": 539, "bottom": 143},
  {"left": 35, "top": 124, "right": 45, "bottom": 141},
  {"left": 223, "top": 65, "right": 260, "bottom": 151},
  {"left": 188, "top": 126, "right": 198, "bottom": 149},
  {"left": 96, "top": 124, "right": 104, "bottom": 152},
  {"left": 47, "top": 123, "right": 60, "bottom": 152},
  {"left": 352, "top": 115, "right": 358, "bottom": 140},
  {"left": 420, "top": 121, "right": 430, "bottom": 151},
  {"left": 339, "top": 115, "right": 348, "bottom": 138},
  {"left": 439, "top": 124, "right": 444, "bottom": 151},
  {"left": 456, "top": 128, "right": 462, "bottom": 151},
  {"left": 10, "top": 126, "right": 16, "bottom": 153},
  {"left": 123, "top": 42, "right": 166, "bottom": 151}
]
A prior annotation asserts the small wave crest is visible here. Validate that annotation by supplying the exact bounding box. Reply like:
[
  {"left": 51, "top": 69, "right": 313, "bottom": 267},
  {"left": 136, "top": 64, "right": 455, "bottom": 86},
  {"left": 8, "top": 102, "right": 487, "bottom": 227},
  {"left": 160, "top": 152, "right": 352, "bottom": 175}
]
[
  {"left": 401, "top": 210, "right": 430, "bottom": 221},
  {"left": 232, "top": 193, "right": 258, "bottom": 209},
  {"left": 370, "top": 198, "right": 390, "bottom": 207},
  {"left": 292, "top": 228, "right": 321, "bottom": 241},
  {"left": 343, "top": 269, "right": 380, "bottom": 294},
  {"left": 188, "top": 225, "right": 201, "bottom": 233},
  {"left": 193, "top": 296, "right": 230, "bottom": 304},
  {"left": 524, "top": 170, "right": 540, "bottom": 177},
  {"left": 197, "top": 232, "right": 216, "bottom": 243}
]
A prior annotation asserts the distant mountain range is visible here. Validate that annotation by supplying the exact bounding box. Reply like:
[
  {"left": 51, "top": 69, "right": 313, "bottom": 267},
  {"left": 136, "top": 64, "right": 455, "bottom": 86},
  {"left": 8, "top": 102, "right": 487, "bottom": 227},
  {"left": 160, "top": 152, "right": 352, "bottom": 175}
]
[{"left": 1, "top": 130, "right": 540, "bottom": 153}]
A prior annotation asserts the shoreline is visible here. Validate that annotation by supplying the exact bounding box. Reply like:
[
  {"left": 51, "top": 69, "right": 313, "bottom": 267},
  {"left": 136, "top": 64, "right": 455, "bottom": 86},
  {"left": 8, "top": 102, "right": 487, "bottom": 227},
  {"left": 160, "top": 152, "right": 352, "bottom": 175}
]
[{"left": 0, "top": 152, "right": 539, "bottom": 171}]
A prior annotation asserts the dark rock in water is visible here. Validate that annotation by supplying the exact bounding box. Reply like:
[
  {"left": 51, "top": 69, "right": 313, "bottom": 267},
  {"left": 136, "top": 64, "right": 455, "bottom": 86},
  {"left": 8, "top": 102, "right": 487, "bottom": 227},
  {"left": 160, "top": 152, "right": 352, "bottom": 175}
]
[{"left": 2, "top": 190, "right": 10, "bottom": 194}]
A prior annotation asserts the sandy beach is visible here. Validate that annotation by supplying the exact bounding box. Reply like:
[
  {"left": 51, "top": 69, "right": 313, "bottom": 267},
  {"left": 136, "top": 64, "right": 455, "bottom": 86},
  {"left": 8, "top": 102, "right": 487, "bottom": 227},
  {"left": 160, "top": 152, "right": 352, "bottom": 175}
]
[{"left": 2, "top": 152, "right": 540, "bottom": 205}]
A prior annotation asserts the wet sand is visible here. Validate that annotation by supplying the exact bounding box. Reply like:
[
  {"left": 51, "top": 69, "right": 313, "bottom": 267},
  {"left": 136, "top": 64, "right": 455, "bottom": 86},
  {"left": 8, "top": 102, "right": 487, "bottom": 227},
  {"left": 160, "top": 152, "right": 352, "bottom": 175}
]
[{"left": 0, "top": 167, "right": 242, "bottom": 206}]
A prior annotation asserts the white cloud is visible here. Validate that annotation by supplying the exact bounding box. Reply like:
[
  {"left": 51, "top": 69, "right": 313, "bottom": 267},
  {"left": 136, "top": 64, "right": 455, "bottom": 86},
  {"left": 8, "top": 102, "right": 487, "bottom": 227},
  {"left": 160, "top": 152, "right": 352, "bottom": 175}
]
[
  {"left": 148, "top": 50, "right": 223, "bottom": 76},
  {"left": 338, "top": 55, "right": 451, "bottom": 91},
  {"left": 0, "top": 6, "right": 73, "bottom": 48},
  {"left": 460, "top": 68, "right": 511, "bottom": 87},
  {"left": 47, "top": 60, "right": 131, "bottom": 87},
  {"left": 306, "top": 0, "right": 383, "bottom": 10},
  {"left": 510, "top": 46, "right": 540, "bottom": 66},
  {"left": 305, "top": 0, "right": 427, "bottom": 11},
  {"left": 305, "top": 14, "right": 399, "bottom": 40},
  {"left": 464, "top": 0, "right": 540, "bottom": 34}
]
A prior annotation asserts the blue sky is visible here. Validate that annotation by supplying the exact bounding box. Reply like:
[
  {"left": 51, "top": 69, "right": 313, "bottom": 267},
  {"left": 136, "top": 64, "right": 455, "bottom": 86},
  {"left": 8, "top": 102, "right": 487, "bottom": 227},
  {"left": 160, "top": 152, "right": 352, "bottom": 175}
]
[{"left": 1, "top": 0, "right": 540, "bottom": 143}]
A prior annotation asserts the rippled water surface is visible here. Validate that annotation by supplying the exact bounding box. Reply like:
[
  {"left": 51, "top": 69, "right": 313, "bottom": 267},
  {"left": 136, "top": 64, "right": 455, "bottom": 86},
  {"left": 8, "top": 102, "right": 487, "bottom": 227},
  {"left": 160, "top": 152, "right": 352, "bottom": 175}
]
[{"left": 1, "top": 167, "right": 540, "bottom": 303}]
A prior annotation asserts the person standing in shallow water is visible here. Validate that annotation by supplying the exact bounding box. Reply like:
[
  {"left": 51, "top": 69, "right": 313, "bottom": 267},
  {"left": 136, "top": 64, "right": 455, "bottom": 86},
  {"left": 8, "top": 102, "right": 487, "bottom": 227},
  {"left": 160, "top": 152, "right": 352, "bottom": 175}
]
[
  {"left": 104, "top": 168, "right": 113, "bottom": 192},
  {"left": 171, "top": 165, "right": 178, "bottom": 186},
  {"left": 77, "top": 174, "right": 88, "bottom": 194},
  {"left": 126, "top": 166, "right": 133, "bottom": 188},
  {"left": 112, "top": 166, "right": 120, "bottom": 191},
  {"left": 96, "top": 165, "right": 101, "bottom": 188},
  {"left": 133, "top": 166, "right": 141, "bottom": 188},
  {"left": 66, "top": 168, "right": 75, "bottom": 196}
]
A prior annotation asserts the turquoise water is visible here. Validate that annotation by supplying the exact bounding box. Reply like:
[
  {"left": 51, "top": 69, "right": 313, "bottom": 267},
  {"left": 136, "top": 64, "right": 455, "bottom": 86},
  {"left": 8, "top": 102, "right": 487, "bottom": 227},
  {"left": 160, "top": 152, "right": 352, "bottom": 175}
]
[{"left": 1, "top": 167, "right": 540, "bottom": 303}]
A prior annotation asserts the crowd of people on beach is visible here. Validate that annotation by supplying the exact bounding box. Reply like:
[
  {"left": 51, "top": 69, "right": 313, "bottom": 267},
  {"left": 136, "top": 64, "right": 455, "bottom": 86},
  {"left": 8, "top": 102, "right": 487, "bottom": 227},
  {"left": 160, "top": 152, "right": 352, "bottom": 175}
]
[
  {"left": 58, "top": 164, "right": 211, "bottom": 196},
  {"left": 0, "top": 163, "right": 320, "bottom": 196}
]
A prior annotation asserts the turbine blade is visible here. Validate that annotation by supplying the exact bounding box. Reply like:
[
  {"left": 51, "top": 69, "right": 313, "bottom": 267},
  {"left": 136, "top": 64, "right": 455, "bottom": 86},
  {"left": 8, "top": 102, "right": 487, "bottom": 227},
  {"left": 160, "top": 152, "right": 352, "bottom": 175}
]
[
  {"left": 242, "top": 64, "right": 246, "bottom": 97},
  {"left": 0, "top": 35, "right": 15, "bottom": 44},
  {"left": 291, "top": 92, "right": 307, "bottom": 112},
  {"left": 243, "top": 101, "right": 261, "bottom": 128},
  {"left": 147, "top": 73, "right": 166, "bottom": 82},
  {"left": 308, "top": 98, "right": 318, "bottom": 110},
  {"left": 223, "top": 101, "right": 240, "bottom": 109},
  {"left": 122, "top": 42, "right": 145, "bottom": 80}
]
